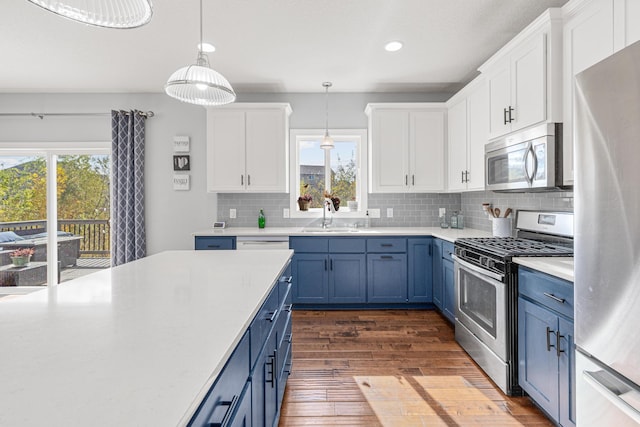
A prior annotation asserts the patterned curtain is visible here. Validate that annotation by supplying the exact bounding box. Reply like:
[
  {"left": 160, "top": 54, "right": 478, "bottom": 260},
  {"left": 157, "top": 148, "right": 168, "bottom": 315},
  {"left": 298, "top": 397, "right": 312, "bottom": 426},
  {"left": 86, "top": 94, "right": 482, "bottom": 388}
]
[{"left": 111, "top": 110, "right": 147, "bottom": 266}]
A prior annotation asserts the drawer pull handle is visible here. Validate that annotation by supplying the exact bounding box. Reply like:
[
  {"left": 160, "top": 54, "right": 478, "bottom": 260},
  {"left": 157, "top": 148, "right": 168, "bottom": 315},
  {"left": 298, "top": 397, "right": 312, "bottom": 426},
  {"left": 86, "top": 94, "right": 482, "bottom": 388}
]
[
  {"left": 207, "top": 245, "right": 221, "bottom": 248},
  {"left": 380, "top": 255, "right": 394, "bottom": 260},
  {"left": 287, "top": 333, "right": 293, "bottom": 343},
  {"left": 285, "top": 304, "right": 293, "bottom": 313},
  {"left": 267, "top": 309, "right": 278, "bottom": 323},
  {"left": 210, "top": 394, "right": 239, "bottom": 427},
  {"left": 546, "top": 326, "right": 556, "bottom": 352},
  {"left": 543, "top": 292, "right": 566, "bottom": 304},
  {"left": 381, "top": 243, "right": 393, "bottom": 247}
]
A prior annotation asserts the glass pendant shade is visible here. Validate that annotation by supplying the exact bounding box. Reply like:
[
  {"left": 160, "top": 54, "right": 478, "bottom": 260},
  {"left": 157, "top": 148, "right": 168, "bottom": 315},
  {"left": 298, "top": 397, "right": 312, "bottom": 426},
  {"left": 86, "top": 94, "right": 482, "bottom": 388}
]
[
  {"left": 164, "top": 0, "right": 235, "bottom": 107},
  {"left": 320, "top": 133, "right": 335, "bottom": 150},
  {"left": 26, "top": 0, "right": 153, "bottom": 28},
  {"left": 165, "top": 54, "right": 236, "bottom": 106}
]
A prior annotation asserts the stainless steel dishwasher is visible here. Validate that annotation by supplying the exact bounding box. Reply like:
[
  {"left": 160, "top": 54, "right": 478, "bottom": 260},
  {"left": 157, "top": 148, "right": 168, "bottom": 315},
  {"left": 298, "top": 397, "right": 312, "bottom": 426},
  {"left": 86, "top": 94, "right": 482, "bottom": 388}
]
[{"left": 236, "top": 235, "right": 290, "bottom": 250}]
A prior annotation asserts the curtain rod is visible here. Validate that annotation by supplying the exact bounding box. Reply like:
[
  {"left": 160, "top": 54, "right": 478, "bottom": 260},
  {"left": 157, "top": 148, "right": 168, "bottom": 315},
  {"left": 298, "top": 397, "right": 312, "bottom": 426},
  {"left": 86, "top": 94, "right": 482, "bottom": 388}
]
[{"left": 0, "top": 111, "right": 155, "bottom": 119}]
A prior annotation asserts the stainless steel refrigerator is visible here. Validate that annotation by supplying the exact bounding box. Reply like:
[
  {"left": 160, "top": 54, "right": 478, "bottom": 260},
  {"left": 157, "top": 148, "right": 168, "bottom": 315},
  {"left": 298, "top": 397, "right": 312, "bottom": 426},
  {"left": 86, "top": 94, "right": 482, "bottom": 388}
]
[{"left": 574, "top": 40, "right": 640, "bottom": 426}]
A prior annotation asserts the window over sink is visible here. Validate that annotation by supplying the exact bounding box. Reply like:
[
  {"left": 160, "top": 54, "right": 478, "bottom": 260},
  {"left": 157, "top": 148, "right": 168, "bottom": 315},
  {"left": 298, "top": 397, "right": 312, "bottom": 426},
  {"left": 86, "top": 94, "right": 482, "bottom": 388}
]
[{"left": 289, "top": 129, "right": 367, "bottom": 218}]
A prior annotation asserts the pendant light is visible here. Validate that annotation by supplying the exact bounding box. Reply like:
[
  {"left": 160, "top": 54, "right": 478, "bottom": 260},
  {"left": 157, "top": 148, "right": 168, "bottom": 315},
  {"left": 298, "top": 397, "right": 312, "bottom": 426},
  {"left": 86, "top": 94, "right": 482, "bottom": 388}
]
[
  {"left": 164, "top": 0, "right": 236, "bottom": 106},
  {"left": 26, "top": 0, "right": 153, "bottom": 28},
  {"left": 320, "top": 82, "right": 334, "bottom": 150}
]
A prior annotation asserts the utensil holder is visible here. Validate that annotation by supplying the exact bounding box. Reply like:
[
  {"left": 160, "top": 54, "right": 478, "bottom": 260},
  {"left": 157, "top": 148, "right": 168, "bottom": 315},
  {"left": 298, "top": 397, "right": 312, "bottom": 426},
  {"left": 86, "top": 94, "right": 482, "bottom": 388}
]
[{"left": 492, "top": 218, "right": 512, "bottom": 237}]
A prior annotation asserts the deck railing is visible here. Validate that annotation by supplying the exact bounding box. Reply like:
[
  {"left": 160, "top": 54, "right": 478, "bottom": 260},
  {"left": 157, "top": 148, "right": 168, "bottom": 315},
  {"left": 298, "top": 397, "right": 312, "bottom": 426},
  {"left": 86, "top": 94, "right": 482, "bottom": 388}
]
[{"left": 0, "top": 219, "right": 110, "bottom": 258}]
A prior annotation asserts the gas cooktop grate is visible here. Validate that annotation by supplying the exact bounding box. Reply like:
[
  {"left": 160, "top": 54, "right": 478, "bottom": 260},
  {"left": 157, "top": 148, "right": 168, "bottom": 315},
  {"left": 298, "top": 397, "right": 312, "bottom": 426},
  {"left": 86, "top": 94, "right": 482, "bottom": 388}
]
[{"left": 456, "top": 237, "right": 573, "bottom": 258}]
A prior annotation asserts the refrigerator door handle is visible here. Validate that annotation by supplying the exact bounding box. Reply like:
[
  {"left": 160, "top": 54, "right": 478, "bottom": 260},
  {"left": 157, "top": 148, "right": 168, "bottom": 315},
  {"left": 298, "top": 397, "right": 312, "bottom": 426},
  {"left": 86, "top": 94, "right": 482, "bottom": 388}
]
[{"left": 583, "top": 370, "right": 640, "bottom": 424}]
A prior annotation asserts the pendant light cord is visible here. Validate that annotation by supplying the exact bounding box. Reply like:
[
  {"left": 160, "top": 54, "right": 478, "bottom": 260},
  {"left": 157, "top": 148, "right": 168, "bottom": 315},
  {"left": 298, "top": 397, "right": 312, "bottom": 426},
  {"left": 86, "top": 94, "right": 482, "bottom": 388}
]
[{"left": 199, "top": 0, "right": 203, "bottom": 53}]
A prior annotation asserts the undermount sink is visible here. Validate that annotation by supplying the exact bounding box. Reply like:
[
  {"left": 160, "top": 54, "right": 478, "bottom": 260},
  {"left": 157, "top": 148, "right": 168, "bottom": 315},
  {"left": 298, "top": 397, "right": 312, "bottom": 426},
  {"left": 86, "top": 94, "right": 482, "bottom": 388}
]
[{"left": 301, "top": 227, "right": 360, "bottom": 233}]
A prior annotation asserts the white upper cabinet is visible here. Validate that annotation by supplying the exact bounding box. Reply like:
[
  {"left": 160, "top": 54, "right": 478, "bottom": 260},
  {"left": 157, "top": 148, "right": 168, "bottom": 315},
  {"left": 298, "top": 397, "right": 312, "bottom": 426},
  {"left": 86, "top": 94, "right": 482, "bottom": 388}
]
[
  {"left": 562, "top": 0, "right": 640, "bottom": 185},
  {"left": 366, "top": 103, "right": 446, "bottom": 193},
  {"left": 206, "top": 103, "right": 292, "bottom": 193},
  {"left": 446, "top": 77, "right": 489, "bottom": 192},
  {"left": 480, "top": 8, "right": 563, "bottom": 140}
]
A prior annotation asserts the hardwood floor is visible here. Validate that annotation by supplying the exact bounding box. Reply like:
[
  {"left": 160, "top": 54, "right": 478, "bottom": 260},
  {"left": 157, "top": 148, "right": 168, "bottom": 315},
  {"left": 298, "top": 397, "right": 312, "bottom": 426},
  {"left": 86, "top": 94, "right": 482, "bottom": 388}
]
[{"left": 279, "top": 310, "right": 553, "bottom": 426}]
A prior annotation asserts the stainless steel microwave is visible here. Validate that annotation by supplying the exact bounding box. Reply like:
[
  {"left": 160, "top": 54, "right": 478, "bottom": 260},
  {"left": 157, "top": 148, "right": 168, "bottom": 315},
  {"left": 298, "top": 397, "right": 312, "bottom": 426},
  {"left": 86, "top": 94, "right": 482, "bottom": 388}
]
[{"left": 485, "top": 123, "right": 571, "bottom": 192}]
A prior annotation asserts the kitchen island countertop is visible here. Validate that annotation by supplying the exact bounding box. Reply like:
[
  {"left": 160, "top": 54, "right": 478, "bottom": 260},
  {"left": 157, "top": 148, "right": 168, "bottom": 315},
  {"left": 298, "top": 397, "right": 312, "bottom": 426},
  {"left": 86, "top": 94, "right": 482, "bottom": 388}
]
[
  {"left": 513, "top": 257, "right": 574, "bottom": 282},
  {"left": 193, "top": 226, "right": 492, "bottom": 243},
  {"left": 0, "top": 249, "right": 293, "bottom": 427}
]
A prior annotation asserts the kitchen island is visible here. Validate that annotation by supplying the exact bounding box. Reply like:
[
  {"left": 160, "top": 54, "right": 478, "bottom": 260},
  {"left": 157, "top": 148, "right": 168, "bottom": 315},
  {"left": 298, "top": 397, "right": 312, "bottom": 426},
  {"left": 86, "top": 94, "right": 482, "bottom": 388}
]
[{"left": 0, "top": 249, "right": 293, "bottom": 427}]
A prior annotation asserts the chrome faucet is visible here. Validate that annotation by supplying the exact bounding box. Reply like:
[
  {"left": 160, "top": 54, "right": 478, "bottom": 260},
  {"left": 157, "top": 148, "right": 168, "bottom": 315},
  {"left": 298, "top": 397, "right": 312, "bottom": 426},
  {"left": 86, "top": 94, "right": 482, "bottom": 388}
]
[{"left": 321, "top": 198, "right": 336, "bottom": 229}]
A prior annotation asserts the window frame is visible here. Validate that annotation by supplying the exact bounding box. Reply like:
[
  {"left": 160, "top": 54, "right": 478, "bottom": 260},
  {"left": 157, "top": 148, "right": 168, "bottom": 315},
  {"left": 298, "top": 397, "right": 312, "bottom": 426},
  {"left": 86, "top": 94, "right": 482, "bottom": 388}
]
[{"left": 289, "top": 128, "right": 368, "bottom": 219}]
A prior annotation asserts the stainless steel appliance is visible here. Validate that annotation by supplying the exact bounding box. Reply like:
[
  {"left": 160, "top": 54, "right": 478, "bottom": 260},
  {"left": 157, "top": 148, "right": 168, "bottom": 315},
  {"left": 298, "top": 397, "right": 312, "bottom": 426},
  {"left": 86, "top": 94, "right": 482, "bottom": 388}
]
[
  {"left": 453, "top": 210, "right": 574, "bottom": 395},
  {"left": 236, "top": 235, "right": 290, "bottom": 250},
  {"left": 574, "top": 40, "right": 640, "bottom": 426},
  {"left": 485, "top": 123, "right": 571, "bottom": 192}
]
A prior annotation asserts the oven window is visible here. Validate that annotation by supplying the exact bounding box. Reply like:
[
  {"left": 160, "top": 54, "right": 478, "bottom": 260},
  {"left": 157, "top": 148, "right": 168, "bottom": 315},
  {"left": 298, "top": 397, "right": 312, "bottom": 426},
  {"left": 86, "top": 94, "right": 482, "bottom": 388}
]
[{"left": 459, "top": 269, "right": 497, "bottom": 338}]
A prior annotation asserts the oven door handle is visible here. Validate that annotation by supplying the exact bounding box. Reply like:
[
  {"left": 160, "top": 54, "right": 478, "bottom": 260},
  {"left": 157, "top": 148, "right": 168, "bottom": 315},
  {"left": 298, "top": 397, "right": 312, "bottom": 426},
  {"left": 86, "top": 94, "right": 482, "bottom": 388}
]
[{"left": 452, "top": 254, "right": 505, "bottom": 282}]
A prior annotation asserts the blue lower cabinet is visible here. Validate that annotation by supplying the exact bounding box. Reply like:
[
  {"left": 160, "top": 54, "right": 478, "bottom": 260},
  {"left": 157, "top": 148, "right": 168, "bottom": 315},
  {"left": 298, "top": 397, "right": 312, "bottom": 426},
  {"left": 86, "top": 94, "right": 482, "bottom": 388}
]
[
  {"left": 518, "top": 297, "right": 559, "bottom": 416},
  {"left": 558, "top": 317, "right": 576, "bottom": 427},
  {"left": 367, "top": 253, "right": 408, "bottom": 303},
  {"left": 518, "top": 267, "right": 576, "bottom": 427},
  {"left": 432, "top": 239, "right": 443, "bottom": 310},
  {"left": 252, "top": 331, "right": 278, "bottom": 427},
  {"left": 328, "top": 254, "right": 367, "bottom": 303},
  {"left": 194, "top": 236, "right": 236, "bottom": 250},
  {"left": 291, "top": 254, "right": 328, "bottom": 304},
  {"left": 408, "top": 238, "right": 433, "bottom": 303},
  {"left": 188, "top": 332, "right": 250, "bottom": 427},
  {"left": 230, "top": 382, "right": 252, "bottom": 427},
  {"left": 442, "top": 258, "right": 455, "bottom": 323}
]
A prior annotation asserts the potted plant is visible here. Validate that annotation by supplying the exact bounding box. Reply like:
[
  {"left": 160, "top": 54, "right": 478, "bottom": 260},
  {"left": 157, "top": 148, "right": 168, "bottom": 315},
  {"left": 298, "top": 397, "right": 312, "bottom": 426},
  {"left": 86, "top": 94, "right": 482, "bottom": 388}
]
[
  {"left": 10, "top": 247, "right": 35, "bottom": 267},
  {"left": 297, "top": 194, "right": 312, "bottom": 211}
]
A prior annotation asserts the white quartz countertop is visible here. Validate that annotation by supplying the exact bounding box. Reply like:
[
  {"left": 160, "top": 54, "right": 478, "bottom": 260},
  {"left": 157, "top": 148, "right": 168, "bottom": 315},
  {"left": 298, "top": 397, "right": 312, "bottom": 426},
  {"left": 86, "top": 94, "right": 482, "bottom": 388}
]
[
  {"left": 0, "top": 249, "right": 293, "bottom": 427},
  {"left": 513, "top": 257, "right": 574, "bottom": 282},
  {"left": 193, "top": 226, "right": 492, "bottom": 243}
]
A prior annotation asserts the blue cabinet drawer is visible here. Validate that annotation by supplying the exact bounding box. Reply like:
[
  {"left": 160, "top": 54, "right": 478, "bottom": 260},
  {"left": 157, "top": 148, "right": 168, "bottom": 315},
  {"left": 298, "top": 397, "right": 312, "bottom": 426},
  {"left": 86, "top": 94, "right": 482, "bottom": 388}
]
[
  {"left": 289, "top": 237, "right": 329, "bottom": 253},
  {"left": 366, "top": 238, "right": 406, "bottom": 253},
  {"left": 329, "top": 238, "right": 366, "bottom": 253},
  {"left": 441, "top": 241, "right": 454, "bottom": 261},
  {"left": 189, "top": 332, "right": 250, "bottom": 427},
  {"left": 249, "top": 285, "right": 280, "bottom": 370},
  {"left": 195, "top": 236, "right": 236, "bottom": 250},
  {"left": 519, "top": 267, "right": 574, "bottom": 319}
]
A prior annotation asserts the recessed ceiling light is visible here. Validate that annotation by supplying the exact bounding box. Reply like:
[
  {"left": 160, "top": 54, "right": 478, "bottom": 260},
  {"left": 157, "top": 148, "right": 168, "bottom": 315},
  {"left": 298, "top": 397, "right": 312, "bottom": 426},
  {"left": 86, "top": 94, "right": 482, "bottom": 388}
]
[
  {"left": 198, "top": 42, "right": 216, "bottom": 53},
  {"left": 384, "top": 41, "right": 403, "bottom": 52}
]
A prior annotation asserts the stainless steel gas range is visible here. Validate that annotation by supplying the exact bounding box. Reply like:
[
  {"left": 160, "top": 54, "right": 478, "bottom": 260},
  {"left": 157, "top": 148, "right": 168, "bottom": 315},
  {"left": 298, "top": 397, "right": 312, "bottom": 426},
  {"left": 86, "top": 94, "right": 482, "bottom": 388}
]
[{"left": 452, "top": 210, "right": 574, "bottom": 396}]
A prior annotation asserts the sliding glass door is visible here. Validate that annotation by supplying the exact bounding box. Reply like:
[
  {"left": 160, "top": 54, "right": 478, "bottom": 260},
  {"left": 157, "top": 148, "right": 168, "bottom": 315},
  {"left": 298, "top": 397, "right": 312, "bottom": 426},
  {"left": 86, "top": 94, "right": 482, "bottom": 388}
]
[{"left": 0, "top": 143, "right": 109, "bottom": 297}]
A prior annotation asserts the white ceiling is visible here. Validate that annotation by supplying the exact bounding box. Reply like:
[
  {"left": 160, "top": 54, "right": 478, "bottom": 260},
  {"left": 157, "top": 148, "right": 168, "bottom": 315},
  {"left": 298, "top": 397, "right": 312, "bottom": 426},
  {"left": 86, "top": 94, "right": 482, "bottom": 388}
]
[{"left": 0, "top": 0, "right": 568, "bottom": 94}]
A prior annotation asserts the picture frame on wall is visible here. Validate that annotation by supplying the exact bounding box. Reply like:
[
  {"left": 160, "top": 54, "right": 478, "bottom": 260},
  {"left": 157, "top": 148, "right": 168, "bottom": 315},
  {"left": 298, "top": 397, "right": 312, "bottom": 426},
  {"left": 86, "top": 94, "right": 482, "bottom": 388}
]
[
  {"left": 173, "top": 174, "right": 190, "bottom": 191},
  {"left": 173, "top": 136, "right": 190, "bottom": 152},
  {"left": 173, "top": 155, "right": 190, "bottom": 171}
]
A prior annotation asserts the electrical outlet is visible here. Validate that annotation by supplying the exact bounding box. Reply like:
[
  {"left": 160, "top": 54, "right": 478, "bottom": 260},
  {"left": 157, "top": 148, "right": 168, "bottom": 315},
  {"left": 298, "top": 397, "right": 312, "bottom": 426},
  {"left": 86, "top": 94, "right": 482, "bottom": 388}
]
[
  {"left": 369, "top": 208, "right": 381, "bottom": 218},
  {"left": 387, "top": 208, "right": 394, "bottom": 218},
  {"left": 229, "top": 208, "right": 237, "bottom": 219},
  {"left": 283, "top": 208, "right": 290, "bottom": 218},
  {"left": 439, "top": 208, "right": 446, "bottom": 217}
]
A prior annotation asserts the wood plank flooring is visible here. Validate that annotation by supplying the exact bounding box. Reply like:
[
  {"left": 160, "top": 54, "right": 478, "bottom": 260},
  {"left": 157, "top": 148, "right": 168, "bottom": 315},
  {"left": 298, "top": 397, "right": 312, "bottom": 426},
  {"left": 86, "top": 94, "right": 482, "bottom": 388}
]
[{"left": 279, "top": 310, "right": 553, "bottom": 426}]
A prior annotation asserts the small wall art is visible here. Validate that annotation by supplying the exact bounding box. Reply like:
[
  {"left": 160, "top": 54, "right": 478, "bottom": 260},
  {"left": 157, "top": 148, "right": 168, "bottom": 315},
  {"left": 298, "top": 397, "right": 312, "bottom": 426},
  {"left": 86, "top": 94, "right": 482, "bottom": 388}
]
[
  {"left": 173, "top": 155, "right": 190, "bottom": 171},
  {"left": 173, "top": 136, "right": 190, "bottom": 152},
  {"left": 173, "top": 174, "right": 190, "bottom": 191}
]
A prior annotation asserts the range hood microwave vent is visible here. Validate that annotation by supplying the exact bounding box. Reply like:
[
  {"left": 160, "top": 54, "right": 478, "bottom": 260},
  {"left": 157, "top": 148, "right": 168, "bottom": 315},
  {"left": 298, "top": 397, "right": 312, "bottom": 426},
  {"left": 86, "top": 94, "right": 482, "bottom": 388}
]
[{"left": 485, "top": 123, "right": 572, "bottom": 193}]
